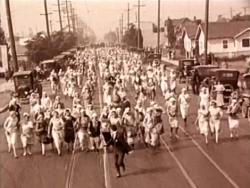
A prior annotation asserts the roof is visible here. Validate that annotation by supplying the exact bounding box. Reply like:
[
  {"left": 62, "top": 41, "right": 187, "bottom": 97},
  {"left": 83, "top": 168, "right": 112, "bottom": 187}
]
[
  {"left": 54, "top": 54, "right": 66, "bottom": 60},
  {"left": 171, "top": 18, "right": 191, "bottom": 26},
  {"left": 41, "top": 59, "right": 55, "bottom": 64},
  {"left": 199, "top": 21, "right": 250, "bottom": 39},
  {"left": 183, "top": 23, "right": 199, "bottom": 40},
  {"left": 13, "top": 70, "right": 32, "bottom": 77}
]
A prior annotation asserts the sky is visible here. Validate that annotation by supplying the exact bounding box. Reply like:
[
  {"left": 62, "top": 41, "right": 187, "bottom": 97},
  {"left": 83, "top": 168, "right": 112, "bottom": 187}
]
[{"left": 0, "top": 0, "right": 249, "bottom": 39}]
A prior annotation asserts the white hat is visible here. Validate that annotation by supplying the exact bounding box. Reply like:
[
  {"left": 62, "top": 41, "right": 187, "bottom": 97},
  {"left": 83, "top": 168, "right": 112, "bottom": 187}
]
[
  {"left": 169, "top": 97, "right": 176, "bottom": 103},
  {"left": 92, "top": 113, "right": 98, "bottom": 118}
]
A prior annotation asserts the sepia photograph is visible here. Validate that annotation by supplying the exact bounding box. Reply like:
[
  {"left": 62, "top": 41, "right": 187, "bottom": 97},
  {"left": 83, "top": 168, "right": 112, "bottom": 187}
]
[{"left": 0, "top": 0, "right": 250, "bottom": 187}]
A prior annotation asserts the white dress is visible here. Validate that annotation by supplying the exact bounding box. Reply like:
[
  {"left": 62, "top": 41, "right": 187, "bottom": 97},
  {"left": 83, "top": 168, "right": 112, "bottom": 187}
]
[
  {"left": 198, "top": 109, "right": 209, "bottom": 136},
  {"left": 199, "top": 88, "right": 210, "bottom": 110},
  {"left": 209, "top": 106, "right": 223, "bottom": 133},
  {"left": 178, "top": 93, "right": 190, "bottom": 119},
  {"left": 214, "top": 84, "right": 225, "bottom": 107}
]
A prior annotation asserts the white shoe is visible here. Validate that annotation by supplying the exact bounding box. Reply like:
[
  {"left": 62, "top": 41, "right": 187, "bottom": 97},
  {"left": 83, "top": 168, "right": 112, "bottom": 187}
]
[{"left": 23, "top": 152, "right": 27, "bottom": 156}]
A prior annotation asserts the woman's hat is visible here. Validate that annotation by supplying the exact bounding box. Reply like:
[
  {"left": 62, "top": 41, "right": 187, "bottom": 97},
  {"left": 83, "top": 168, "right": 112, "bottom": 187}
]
[{"left": 23, "top": 112, "right": 29, "bottom": 117}]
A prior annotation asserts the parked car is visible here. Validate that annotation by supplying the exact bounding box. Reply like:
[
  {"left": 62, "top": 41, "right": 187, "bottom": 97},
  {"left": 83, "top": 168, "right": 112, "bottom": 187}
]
[
  {"left": 178, "top": 59, "right": 197, "bottom": 82},
  {"left": 240, "top": 73, "right": 250, "bottom": 120},
  {"left": 212, "top": 69, "right": 240, "bottom": 103},
  {"left": 40, "top": 59, "right": 60, "bottom": 78},
  {"left": 13, "top": 70, "right": 42, "bottom": 103},
  {"left": 193, "top": 65, "right": 219, "bottom": 83}
]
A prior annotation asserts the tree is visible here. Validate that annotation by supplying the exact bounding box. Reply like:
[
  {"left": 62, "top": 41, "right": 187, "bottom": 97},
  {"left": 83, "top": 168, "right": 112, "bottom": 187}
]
[
  {"left": 104, "top": 31, "right": 117, "bottom": 44},
  {"left": 122, "top": 23, "right": 143, "bottom": 48},
  {"left": 166, "top": 18, "right": 176, "bottom": 48},
  {"left": 231, "top": 13, "right": 250, "bottom": 21},
  {"left": 25, "top": 31, "right": 78, "bottom": 64}
]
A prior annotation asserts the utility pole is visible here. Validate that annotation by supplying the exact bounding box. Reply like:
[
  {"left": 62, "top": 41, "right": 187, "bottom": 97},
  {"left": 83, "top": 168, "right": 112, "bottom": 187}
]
[
  {"left": 204, "top": 0, "right": 209, "bottom": 65},
  {"left": 42, "top": 0, "right": 51, "bottom": 40},
  {"left": 230, "top": 7, "right": 233, "bottom": 19},
  {"left": 70, "top": 5, "right": 76, "bottom": 33},
  {"left": 5, "top": 0, "right": 18, "bottom": 72},
  {"left": 127, "top": 3, "right": 130, "bottom": 30},
  {"left": 157, "top": 0, "right": 160, "bottom": 53},
  {"left": 65, "top": 0, "right": 71, "bottom": 32},
  {"left": 57, "top": 0, "right": 63, "bottom": 31},
  {"left": 134, "top": 0, "right": 145, "bottom": 49},
  {"left": 50, "top": 20, "right": 53, "bottom": 33},
  {"left": 121, "top": 14, "right": 123, "bottom": 38}
]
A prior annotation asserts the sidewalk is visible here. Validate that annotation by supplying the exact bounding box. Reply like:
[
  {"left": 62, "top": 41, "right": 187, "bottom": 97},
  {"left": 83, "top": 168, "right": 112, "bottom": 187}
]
[{"left": 161, "top": 57, "right": 179, "bottom": 66}]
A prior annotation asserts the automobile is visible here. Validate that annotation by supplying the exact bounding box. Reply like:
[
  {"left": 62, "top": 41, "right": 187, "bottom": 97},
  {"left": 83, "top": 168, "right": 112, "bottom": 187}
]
[
  {"left": 178, "top": 59, "right": 197, "bottom": 82},
  {"left": 53, "top": 54, "right": 67, "bottom": 71},
  {"left": 193, "top": 64, "right": 219, "bottom": 82},
  {"left": 240, "top": 73, "right": 250, "bottom": 120},
  {"left": 212, "top": 69, "right": 240, "bottom": 103},
  {"left": 13, "top": 70, "right": 42, "bottom": 103},
  {"left": 147, "top": 53, "right": 161, "bottom": 66},
  {"left": 40, "top": 59, "right": 60, "bottom": 78}
]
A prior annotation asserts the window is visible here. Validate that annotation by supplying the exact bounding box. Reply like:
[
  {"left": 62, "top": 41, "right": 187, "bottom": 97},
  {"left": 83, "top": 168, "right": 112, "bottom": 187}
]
[
  {"left": 222, "top": 40, "right": 228, "bottom": 49},
  {"left": 242, "top": 38, "right": 250, "bottom": 47}
]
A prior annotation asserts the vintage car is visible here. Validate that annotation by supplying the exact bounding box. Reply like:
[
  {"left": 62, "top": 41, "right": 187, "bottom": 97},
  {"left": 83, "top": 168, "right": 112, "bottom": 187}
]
[
  {"left": 40, "top": 59, "right": 60, "bottom": 78},
  {"left": 212, "top": 69, "right": 240, "bottom": 103},
  {"left": 13, "top": 70, "right": 42, "bottom": 103},
  {"left": 240, "top": 73, "right": 250, "bottom": 120},
  {"left": 146, "top": 53, "right": 161, "bottom": 66},
  {"left": 193, "top": 65, "right": 219, "bottom": 83},
  {"left": 178, "top": 59, "right": 197, "bottom": 82},
  {"left": 53, "top": 54, "right": 67, "bottom": 71}
]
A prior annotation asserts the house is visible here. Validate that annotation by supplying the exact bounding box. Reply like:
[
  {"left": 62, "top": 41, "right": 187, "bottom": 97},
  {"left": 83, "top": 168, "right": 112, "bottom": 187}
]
[
  {"left": 182, "top": 23, "right": 199, "bottom": 58},
  {"left": 196, "top": 21, "right": 250, "bottom": 57}
]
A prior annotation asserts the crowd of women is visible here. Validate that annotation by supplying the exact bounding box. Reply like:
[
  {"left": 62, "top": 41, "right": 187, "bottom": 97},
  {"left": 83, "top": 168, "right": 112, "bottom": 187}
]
[{"left": 1, "top": 47, "right": 242, "bottom": 178}]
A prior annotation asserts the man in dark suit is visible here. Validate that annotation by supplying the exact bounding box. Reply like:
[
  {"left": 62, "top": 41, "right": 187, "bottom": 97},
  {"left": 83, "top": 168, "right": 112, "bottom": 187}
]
[{"left": 110, "top": 124, "right": 131, "bottom": 178}]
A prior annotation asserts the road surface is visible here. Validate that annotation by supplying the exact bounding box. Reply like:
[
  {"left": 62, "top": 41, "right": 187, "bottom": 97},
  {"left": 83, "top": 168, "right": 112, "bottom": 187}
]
[{"left": 0, "top": 64, "right": 250, "bottom": 188}]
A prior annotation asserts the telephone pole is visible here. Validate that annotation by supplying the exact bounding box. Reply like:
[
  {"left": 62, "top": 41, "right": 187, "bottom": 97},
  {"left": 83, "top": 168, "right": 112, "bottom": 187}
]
[
  {"left": 57, "top": 0, "right": 63, "bottom": 31},
  {"left": 65, "top": 0, "right": 71, "bottom": 32},
  {"left": 134, "top": 0, "right": 145, "bottom": 49},
  {"left": 70, "top": 4, "right": 76, "bottom": 33},
  {"left": 204, "top": 0, "right": 209, "bottom": 64},
  {"left": 127, "top": 3, "right": 130, "bottom": 30},
  {"left": 121, "top": 14, "right": 123, "bottom": 38},
  {"left": 5, "top": 0, "right": 18, "bottom": 72},
  {"left": 42, "top": 0, "right": 51, "bottom": 39},
  {"left": 157, "top": 0, "right": 160, "bottom": 53}
]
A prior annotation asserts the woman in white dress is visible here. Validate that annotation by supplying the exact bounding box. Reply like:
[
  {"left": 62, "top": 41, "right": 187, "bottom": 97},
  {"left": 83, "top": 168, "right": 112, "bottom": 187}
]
[
  {"left": 199, "top": 87, "right": 210, "bottom": 110},
  {"left": 143, "top": 107, "right": 154, "bottom": 146},
  {"left": 227, "top": 99, "right": 240, "bottom": 139},
  {"left": 214, "top": 81, "right": 225, "bottom": 108},
  {"left": 4, "top": 111, "right": 19, "bottom": 158},
  {"left": 20, "top": 113, "right": 34, "bottom": 156},
  {"left": 178, "top": 88, "right": 190, "bottom": 129},
  {"left": 169, "top": 70, "right": 177, "bottom": 93},
  {"left": 196, "top": 104, "right": 209, "bottom": 144},
  {"left": 209, "top": 101, "right": 223, "bottom": 144},
  {"left": 48, "top": 111, "right": 65, "bottom": 156},
  {"left": 167, "top": 97, "right": 179, "bottom": 139}
]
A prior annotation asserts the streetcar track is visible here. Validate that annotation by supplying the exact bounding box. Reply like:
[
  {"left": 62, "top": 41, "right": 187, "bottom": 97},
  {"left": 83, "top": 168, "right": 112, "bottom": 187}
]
[
  {"left": 164, "top": 62, "right": 241, "bottom": 188},
  {"left": 179, "top": 127, "right": 240, "bottom": 188},
  {"left": 160, "top": 137, "right": 198, "bottom": 188},
  {"left": 97, "top": 70, "right": 112, "bottom": 188}
]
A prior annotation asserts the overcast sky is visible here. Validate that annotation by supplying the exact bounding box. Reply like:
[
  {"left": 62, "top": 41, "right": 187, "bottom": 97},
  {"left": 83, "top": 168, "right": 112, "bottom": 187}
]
[{"left": 0, "top": 0, "right": 249, "bottom": 39}]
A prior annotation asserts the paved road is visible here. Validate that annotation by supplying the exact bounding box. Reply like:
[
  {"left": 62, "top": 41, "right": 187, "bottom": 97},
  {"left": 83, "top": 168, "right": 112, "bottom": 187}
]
[{"left": 0, "top": 65, "right": 250, "bottom": 188}]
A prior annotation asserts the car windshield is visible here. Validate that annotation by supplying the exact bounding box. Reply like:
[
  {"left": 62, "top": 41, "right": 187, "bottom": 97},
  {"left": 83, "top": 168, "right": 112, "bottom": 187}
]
[
  {"left": 183, "top": 61, "right": 193, "bottom": 66},
  {"left": 15, "top": 75, "right": 30, "bottom": 86}
]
